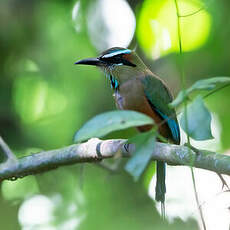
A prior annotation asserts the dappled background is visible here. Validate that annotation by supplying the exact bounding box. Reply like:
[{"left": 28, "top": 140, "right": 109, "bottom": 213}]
[{"left": 0, "top": 0, "right": 230, "bottom": 229}]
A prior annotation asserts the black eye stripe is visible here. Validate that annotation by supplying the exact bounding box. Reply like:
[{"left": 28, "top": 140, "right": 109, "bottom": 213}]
[
  {"left": 99, "top": 55, "right": 136, "bottom": 67},
  {"left": 122, "top": 59, "right": 136, "bottom": 67},
  {"left": 99, "top": 54, "right": 122, "bottom": 61}
]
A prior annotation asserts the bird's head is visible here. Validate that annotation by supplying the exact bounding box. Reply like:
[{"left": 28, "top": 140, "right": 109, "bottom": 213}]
[{"left": 75, "top": 47, "right": 149, "bottom": 90}]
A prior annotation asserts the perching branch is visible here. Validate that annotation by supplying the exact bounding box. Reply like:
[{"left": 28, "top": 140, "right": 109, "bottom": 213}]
[{"left": 0, "top": 138, "right": 230, "bottom": 181}]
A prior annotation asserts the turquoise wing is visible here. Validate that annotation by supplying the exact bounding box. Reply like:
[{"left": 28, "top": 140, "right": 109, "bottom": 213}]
[{"left": 142, "top": 75, "right": 180, "bottom": 144}]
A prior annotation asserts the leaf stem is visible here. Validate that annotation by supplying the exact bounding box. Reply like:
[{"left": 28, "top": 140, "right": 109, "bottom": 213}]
[
  {"left": 174, "top": 0, "right": 190, "bottom": 142},
  {"left": 174, "top": 1, "right": 206, "bottom": 229},
  {"left": 179, "top": 7, "right": 204, "bottom": 18},
  {"left": 203, "top": 83, "right": 230, "bottom": 99}
]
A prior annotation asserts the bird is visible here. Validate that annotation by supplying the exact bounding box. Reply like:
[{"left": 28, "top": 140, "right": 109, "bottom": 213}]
[{"left": 75, "top": 47, "right": 180, "bottom": 213}]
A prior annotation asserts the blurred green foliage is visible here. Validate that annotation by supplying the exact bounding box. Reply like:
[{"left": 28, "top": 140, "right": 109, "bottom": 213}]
[
  {"left": 0, "top": 0, "right": 230, "bottom": 229},
  {"left": 137, "top": 0, "right": 211, "bottom": 57}
]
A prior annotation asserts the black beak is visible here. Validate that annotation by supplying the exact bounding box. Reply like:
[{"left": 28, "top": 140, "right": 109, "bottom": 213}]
[{"left": 75, "top": 58, "right": 103, "bottom": 66}]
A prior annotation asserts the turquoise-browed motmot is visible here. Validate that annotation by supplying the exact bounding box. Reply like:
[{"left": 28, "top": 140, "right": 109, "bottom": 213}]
[{"left": 75, "top": 47, "right": 180, "bottom": 207}]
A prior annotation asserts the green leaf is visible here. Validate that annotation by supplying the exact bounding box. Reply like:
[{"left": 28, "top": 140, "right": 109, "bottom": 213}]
[
  {"left": 125, "top": 131, "right": 156, "bottom": 181},
  {"left": 170, "top": 77, "right": 230, "bottom": 107},
  {"left": 180, "top": 96, "right": 213, "bottom": 140},
  {"left": 74, "top": 110, "right": 154, "bottom": 143}
]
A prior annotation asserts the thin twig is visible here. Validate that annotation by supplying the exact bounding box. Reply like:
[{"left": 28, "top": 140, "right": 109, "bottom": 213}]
[
  {"left": 179, "top": 7, "right": 205, "bottom": 18},
  {"left": 0, "top": 136, "right": 16, "bottom": 161},
  {"left": 217, "top": 173, "right": 230, "bottom": 190},
  {"left": 191, "top": 168, "right": 207, "bottom": 230}
]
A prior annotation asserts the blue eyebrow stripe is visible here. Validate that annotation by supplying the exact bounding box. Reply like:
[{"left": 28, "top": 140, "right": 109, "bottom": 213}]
[{"left": 103, "top": 49, "right": 131, "bottom": 58}]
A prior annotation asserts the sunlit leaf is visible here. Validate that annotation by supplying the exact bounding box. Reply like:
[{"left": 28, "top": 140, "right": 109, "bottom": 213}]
[
  {"left": 125, "top": 131, "right": 156, "bottom": 181},
  {"left": 137, "top": 0, "right": 211, "bottom": 58},
  {"left": 74, "top": 110, "right": 154, "bottom": 143},
  {"left": 170, "top": 77, "right": 230, "bottom": 107},
  {"left": 180, "top": 96, "right": 213, "bottom": 140}
]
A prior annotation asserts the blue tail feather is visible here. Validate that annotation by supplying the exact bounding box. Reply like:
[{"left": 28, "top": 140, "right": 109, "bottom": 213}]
[
  {"left": 154, "top": 108, "right": 180, "bottom": 144},
  {"left": 155, "top": 161, "right": 166, "bottom": 203}
]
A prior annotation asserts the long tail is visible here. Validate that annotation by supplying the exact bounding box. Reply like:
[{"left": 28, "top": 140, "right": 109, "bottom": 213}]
[{"left": 155, "top": 161, "right": 166, "bottom": 218}]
